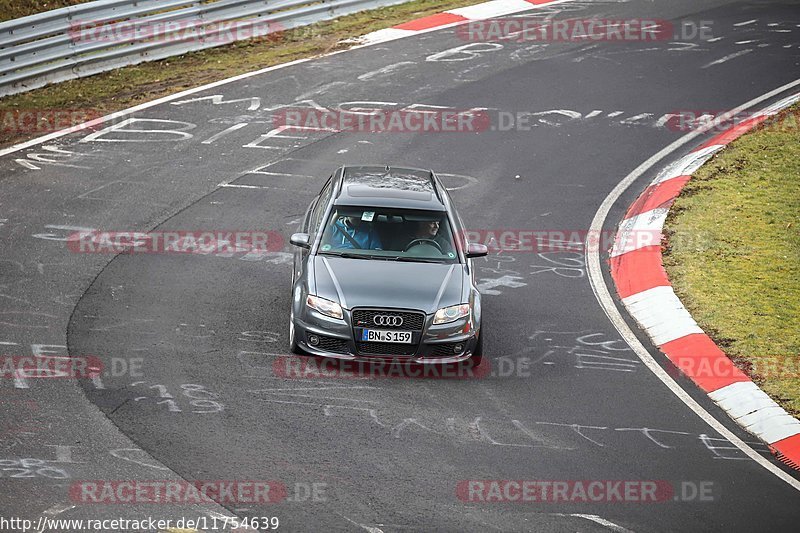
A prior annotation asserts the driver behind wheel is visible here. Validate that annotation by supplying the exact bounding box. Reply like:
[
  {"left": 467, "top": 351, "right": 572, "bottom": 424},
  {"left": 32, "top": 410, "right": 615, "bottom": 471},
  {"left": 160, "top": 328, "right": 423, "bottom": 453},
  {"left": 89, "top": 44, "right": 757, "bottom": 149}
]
[
  {"left": 406, "top": 219, "right": 452, "bottom": 255},
  {"left": 331, "top": 215, "right": 383, "bottom": 250}
]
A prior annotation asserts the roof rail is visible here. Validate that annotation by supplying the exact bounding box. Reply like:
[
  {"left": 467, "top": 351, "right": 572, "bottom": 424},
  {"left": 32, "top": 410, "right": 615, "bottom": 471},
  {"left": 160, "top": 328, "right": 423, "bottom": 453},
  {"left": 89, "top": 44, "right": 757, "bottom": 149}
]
[
  {"left": 429, "top": 170, "right": 443, "bottom": 202},
  {"left": 334, "top": 166, "right": 347, "bottom": 198}
]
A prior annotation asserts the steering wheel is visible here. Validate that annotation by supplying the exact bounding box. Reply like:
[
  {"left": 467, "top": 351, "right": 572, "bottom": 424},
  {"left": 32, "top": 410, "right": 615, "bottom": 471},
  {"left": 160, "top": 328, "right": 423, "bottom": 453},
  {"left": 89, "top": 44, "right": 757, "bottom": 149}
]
[{"left": 404, "top": 238, "right": 443, "bottom": 253}]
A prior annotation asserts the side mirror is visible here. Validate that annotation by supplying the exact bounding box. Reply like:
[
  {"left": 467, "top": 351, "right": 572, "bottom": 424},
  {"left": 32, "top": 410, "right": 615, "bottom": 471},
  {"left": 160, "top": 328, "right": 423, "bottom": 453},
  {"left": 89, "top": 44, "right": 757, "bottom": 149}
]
[
  {"left": 290, "top": 233, "right": 311, "bottom": 249},
  {"left": 466, "top": 243, "right": 488, "bottom": 258}
]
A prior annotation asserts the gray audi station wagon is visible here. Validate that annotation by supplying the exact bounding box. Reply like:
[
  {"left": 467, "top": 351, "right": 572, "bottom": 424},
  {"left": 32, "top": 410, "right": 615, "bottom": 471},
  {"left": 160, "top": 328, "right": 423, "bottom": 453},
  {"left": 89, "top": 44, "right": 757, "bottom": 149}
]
[{"left": 288, "top": 165, "right": 488, "bottom": 364}]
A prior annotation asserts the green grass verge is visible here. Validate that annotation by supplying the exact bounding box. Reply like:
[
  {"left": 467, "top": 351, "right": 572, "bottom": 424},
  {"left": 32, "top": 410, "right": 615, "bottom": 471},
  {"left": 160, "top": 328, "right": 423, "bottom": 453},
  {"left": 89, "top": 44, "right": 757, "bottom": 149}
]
[
  {"left": 0, "top": 1, "right": 93, "bottom": 22},
  {"left": 663, "top": 105, "right": 800, "bottom": 415},
  {"left": 0, "top": 0, "right": 481, "bottom": 147}
]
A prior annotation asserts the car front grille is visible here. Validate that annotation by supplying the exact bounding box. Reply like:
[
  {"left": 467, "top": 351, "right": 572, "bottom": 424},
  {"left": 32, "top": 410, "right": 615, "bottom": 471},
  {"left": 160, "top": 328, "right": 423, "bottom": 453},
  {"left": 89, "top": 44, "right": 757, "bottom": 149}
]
[
  {"left": 352, "top": 308, "right": 425, "bottom": 357},
  {"left": 352, "top": 308, "right": 425, "bottom": 331}
]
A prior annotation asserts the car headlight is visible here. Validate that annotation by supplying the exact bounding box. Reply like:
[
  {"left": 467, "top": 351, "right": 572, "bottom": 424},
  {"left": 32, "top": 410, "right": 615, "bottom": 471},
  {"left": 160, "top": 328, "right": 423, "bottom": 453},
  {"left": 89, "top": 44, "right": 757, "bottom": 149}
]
[
  {"left": 306, "top": 295, "right": 343, "bottom": 320},
  {"left": 433, "top": 304, "right": 470, "bottom": 324}
]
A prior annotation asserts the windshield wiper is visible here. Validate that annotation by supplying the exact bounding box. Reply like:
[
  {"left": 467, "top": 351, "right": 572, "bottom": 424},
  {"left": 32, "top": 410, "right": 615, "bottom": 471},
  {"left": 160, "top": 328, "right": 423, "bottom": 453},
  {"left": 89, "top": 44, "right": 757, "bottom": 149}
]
[
  {"left": 389, "top": 256, "right": 446, "bottom": 263},
  {"left": 318, "top": 251, "right": 371, "bottom": 260},
  {"left": 320, "top": 251, "right": 446, "bottom": 263}
]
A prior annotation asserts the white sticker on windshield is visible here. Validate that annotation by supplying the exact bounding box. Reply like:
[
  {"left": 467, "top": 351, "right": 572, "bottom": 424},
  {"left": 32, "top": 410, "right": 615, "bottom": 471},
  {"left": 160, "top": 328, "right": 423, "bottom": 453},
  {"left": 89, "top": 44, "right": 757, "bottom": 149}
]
[{"left": 361, "top": 211, "right": 375, "bottom": 222}]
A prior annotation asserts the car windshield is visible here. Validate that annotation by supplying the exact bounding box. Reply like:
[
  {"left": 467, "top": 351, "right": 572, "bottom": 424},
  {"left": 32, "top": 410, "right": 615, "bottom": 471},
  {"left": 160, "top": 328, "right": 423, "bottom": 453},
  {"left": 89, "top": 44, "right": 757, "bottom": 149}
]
[{"left": 318, "top": 207, "right": 459, "bottom": 263}]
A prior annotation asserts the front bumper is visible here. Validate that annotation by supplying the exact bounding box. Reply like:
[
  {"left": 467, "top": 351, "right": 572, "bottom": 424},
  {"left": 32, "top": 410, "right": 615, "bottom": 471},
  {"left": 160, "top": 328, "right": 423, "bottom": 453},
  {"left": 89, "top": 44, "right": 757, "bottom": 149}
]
[{"left": 293, "top": 306, "right": 479, "bottom": 364}]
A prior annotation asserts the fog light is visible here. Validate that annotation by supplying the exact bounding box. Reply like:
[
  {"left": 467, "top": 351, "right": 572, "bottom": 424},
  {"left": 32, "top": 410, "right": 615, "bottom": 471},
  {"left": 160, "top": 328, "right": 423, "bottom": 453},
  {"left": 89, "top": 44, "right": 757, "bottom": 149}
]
[
  {"left": 453, "top": 343, "right": 464, "bottom": 353},
  {"left": 308, "top": 334, "right": 320, "bottom": 346}
]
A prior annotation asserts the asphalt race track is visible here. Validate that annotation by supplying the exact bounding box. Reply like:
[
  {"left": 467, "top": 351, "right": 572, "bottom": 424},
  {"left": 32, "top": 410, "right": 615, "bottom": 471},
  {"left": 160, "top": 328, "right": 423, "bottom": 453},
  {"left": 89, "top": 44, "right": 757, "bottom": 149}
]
[{"left": 1, "top": 0, "right": 800, "bottom": 531}]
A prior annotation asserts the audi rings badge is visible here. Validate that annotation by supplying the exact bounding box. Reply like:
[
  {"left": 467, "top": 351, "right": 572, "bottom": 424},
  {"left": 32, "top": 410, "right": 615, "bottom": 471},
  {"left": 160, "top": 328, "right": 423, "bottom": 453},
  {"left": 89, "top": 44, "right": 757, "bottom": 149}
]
[{"left": 373, "top": 315, "right": 404, "bottom": 327}]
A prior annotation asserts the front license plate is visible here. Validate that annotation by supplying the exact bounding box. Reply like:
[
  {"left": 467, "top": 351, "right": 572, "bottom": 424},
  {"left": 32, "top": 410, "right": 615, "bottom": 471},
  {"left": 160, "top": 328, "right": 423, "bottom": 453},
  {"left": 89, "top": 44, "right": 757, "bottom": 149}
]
[{"left": 361, "top": 329, "right": 412, "bottom": 343}]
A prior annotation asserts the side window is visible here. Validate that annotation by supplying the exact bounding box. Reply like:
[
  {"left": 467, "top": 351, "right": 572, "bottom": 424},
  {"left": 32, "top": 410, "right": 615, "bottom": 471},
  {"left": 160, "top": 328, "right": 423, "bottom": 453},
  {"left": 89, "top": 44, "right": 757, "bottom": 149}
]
[
  {"left": 309, "top": 177, "right": 334, "bottom": 238},
  {"left": 302, "top": 198, "right": 317, "bottom": 233}
]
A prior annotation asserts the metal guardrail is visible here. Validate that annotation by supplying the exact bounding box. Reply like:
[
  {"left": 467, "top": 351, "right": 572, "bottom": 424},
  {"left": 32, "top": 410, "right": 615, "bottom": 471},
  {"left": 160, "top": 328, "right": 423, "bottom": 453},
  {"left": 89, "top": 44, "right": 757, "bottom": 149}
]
[{"left": 0, "top": 0, "right": 409, "bottom": 97}]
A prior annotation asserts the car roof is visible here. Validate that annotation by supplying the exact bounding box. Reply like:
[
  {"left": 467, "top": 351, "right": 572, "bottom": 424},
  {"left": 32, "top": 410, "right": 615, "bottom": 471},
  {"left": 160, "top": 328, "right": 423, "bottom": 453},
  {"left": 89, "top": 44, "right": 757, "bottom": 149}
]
[{"left": 334, "top": 165, "right": 447, "bottom": 211}]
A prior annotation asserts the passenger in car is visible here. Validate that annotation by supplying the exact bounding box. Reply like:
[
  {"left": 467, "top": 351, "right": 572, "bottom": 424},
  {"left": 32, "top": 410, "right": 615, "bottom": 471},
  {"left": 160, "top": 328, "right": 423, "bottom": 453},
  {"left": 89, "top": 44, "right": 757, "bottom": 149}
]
[{"left": 330, "top": 216, "right": 383, "bottom": 250}]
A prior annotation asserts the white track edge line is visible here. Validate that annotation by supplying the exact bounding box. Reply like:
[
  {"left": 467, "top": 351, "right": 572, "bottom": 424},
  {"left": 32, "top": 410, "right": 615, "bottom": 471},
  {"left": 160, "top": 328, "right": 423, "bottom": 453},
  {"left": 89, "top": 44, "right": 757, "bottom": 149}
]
[{"left": 586, "top": 78, "right": 800, "bottom": 491}]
